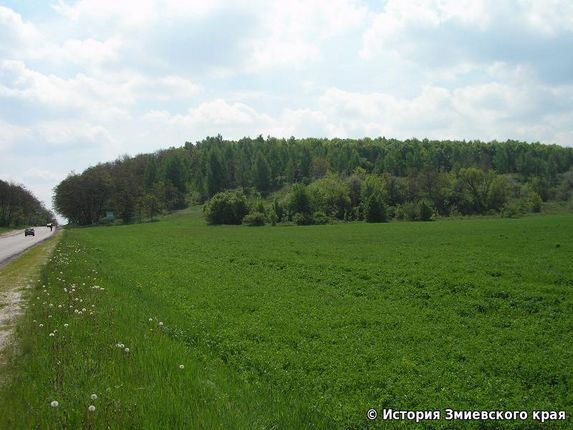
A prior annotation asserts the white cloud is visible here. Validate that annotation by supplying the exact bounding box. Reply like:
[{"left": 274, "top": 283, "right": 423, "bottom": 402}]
[
  {"left": 1, "top": 1, "right": 573, "bottom": 215},
  {"left": 0, "top": 6, "right": 41, "bottom": 55},
  {"left": 22, "top": 168, "right": 62, "bottom": 182},
  {"left": 246, "top": 0, "right": 368, "bottom": 70},
  {"left": 0, "top": 121, "right": 31, "bottom": 153}
]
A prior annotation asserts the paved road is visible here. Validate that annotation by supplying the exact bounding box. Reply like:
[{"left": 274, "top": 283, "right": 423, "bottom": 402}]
[{"left": 0, "top": 227, "right": 56, "bottom": 265}]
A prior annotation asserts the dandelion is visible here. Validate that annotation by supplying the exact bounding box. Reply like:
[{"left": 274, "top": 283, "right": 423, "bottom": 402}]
[
  {"left": 39, "top": 323, "right": 44, "bottom": 327},
  {"left": 158, "top": 322, "right": 164, "bottom": 326},
  {"left": 64, "top": 324, "right": 69, "bottom": 328},
  {"left": 148, "top": 318, "right": 153, "bottom": 322},
  {"left": 48, "top": 315, "right": 52, "bottom": 318},
  {"left": 124, "top": 347, "right": 130, "bottom": 353},
  {"left": 49, "top": 333, "right": 55, "bottom": 337},
  {"left": 91, "top": 393, "right": 98, "bottom": 400},
  {"left": 50, "top": 400, "right": 59, "bottom": 408},
  {"left": 82, "top": 308, "right": 86, "bottom": 312},
  {"left": 58, "top": 305, "right": 62, "bottom": 308},
  {"left": 116, "top": 343, "right": 124, "bottom": 348},
  {"left": 179, "top": 364, "right": 184, "bottom": 369},
  {"left": 88, "top": 405, "right": 96, "bottom": 412}
]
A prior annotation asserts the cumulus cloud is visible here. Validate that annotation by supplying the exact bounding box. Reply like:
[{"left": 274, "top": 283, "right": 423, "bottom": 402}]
[{"left": 1, "top": 0, "right": 573, "bottom": 213}]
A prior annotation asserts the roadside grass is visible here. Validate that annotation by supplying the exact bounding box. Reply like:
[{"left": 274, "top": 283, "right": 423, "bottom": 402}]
[
  {"left": 0, "top": 227, "right": 14, "bottom": 235},
  {"left": 0, "top": 233, "right": 60, "bottom": 366},
  {"left": 0, "top": 210, "right": 572, "bottom": 428}
]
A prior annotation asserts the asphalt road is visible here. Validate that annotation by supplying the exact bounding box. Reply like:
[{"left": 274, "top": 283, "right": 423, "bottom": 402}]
[{"left": 0, "top": 226, "right": 56, "bottom": 265}]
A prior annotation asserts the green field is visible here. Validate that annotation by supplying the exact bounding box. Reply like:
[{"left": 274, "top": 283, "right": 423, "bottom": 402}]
[{"left": 1, "top": 209, "right": 572, "bottom": 429}]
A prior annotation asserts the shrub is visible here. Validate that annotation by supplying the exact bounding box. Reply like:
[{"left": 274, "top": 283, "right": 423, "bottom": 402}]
[
  {"left": 501, "top": 199, "right": 528, "bottom": 218},
  {"left": 288, "top": 184, "right": 312, "bottom": 216},
  {"left": 363, "top": 193, "right": 387, "bottom": 223},
  {"left": 293, "top": 212, "right": 314, "bottom": 225},
  {"left": 417, "top": 199, "right": 434, "bottom": 221},
  {"left": 312, "top": 211, "right": 329, "bottom": 225},
  {"left": 243, "top": 212, "right": 266, "bottom": 226},
  {"left": 529, "top": 192, "right": 542, "bottom": 213},
  {"left": 400, "top": 202, "right": 419, "bottom": 221},
  {"left": 203, "top": 190, "right": 250, "bottom": 225}
]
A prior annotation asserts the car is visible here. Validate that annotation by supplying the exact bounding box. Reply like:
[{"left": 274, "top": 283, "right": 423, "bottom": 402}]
[{"left": 25, "top": 228, "right": 35, "bottom": 237}]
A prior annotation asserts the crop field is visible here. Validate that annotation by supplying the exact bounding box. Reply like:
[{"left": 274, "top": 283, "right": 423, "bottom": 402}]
[{"left": 0, "top": 209, "right": 572, "bottom": 429}]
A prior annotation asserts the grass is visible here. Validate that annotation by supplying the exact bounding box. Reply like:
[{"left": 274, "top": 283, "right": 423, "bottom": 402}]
[
  {"left": 0, "top": 227, "right": 14, "bottom": 235},
  {"left": 0, "top": 208, "right": 572, "bottom": 429},
  {"left": 0, "top": 233, "right": 60, "bottom": 367}
]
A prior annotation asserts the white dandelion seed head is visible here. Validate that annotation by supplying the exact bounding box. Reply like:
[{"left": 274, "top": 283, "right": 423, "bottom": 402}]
[
  {"left": 49, "top": 332, "right": 55, "bottom": 337},
  {"left": 91, "top": 393, "right": 98, "bottom": 400},
  {"left": 39, "top": 323, "right": 44, "bottom": 327},
  {"left": 64, "top": 324, "right": 69, "bottom": 328},
  {"left": 50, "top": 400, "right": 59, "bottom": 408},
  {"left": 158, "top": 322, "right": 164, "bottom": 326},
  {"left": 124, "top": 347, "right": 129, "bottom": 353},
  {"left": 179, "top": 364, "right": 184, "bottom": 369},
  {"left": 88, "top": 405, "right": 96, "bottom": 412}
]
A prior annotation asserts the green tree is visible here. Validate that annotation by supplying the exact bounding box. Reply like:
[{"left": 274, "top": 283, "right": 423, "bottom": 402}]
[
  {"left": 288, "top": 183, "right": 311, "bottom": 217},
  {"left": 364, "top": 193, "right": 387, "bottom": 223},
  {"left": 253, "top": 153, "right": 271, "bottom": 193},
  {"left": 207, "top": 150, "right": 225, "bottom": 197},
  {"left": 203, "top": 190, "right": 250, "bottom": 225}
]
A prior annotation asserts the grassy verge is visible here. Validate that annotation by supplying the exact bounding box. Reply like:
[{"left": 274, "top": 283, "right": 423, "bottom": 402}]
[
  {"left": 0, "top": 233, "right": 61, "bottom": 366},
  {"left": 0, "top": 211, "right": 572, "bottom": 428},
  {"left": 0, "top": 227, "right": 15, "bottom": 236}
]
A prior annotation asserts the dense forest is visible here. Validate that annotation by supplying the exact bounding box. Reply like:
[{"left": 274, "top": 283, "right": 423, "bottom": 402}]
[
  {"left": 53, "top": 136, "right": 573, "bottom": 225},
  {"left": 0, "top": 179, "right": 54, "bottom": 228}
]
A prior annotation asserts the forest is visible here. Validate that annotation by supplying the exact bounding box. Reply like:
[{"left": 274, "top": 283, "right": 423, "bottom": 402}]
[
  {"left": 0, "top": 180, "right": 54, "bottom": 228},
  {"left": 53, "top": 136, "right": 573, "bottom": 225}
]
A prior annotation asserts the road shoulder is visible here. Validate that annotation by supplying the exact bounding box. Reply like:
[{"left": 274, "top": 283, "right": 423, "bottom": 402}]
[{"left": 0, "top": 231, "right": 62, "bottom": 373}]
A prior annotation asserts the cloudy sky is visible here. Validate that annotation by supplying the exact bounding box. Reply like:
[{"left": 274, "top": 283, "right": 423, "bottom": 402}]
[{"left": 1, "top": 0, "right": 573, "bottom": 213}]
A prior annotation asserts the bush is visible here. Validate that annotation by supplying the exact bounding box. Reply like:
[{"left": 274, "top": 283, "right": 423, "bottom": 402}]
[
  {"left": 293, "top": 212, "right": 314, "bottom": 225},
  {"left": 417, "top": 199, "right": 434, "bottom": 221},
  {"left": 203, "top": 190, "right": 250, "bottom": 225},
  {"left": 501, "top": 199, "right": 528, "bottom": 218},
  {"left": 529, "top": 192, "right": 542, "bottom": 213},
  {"left": 363, "top": 193, "right": 387, "bottom": 223},
  {"left": 312, "top": 211, "right": 329, "bottom": 225},
  {"left": 243, "top": 212, "right": 266, "bottom": 226},
  {"left": 400, "top": 202, "right": 419, "bottom": 221}
]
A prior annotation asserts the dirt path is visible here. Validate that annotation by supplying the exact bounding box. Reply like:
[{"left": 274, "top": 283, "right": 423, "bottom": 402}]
[{"left": 0, "top": 231, "right": 61, "bottom": 367}]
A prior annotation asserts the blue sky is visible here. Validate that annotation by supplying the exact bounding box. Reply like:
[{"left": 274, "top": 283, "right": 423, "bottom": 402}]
[{"left": 1, "top": 0, "right": 573, "bottom": 214}]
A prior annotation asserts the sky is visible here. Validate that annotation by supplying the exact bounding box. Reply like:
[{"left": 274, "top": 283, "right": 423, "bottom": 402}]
[{"left": 1, "top": 0, "right": 573, "bottom": 215}]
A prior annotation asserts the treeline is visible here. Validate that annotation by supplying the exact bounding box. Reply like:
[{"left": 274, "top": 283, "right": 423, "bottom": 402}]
[
  {"left": 0, "top": 179, "right": 54, "bottom": 227},
  {"left": 204, "top": 168, "right": 548, "bottom": 226},
  {"left": 53, "top": 136, "right": 573, "bottom": 225}
]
